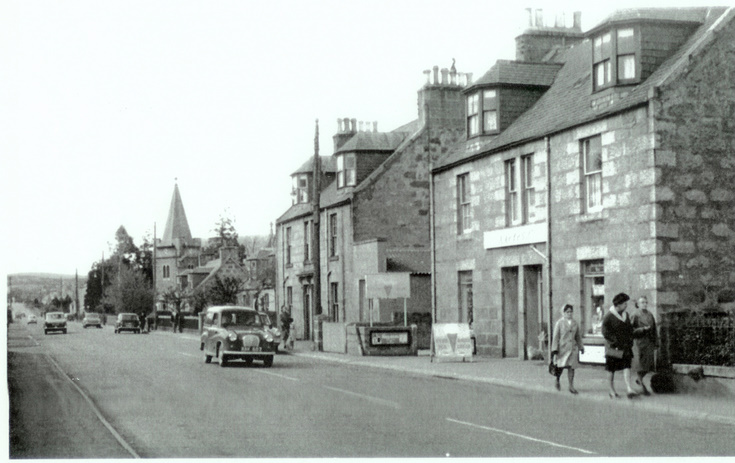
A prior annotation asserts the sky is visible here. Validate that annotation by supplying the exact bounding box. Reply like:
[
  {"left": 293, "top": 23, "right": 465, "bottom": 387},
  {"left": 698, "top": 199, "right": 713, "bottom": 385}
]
[{"left": 2, "top": 0, "right": 732, "bottom": 279}]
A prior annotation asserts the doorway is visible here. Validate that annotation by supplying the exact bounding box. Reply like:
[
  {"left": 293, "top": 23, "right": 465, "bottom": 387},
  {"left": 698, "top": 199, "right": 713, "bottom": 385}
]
[
  {"left": 524, "top": 265, "right": 543, "bottom": 358},
  {"left": 502, "top": 267, "right": 519, "bottom": 358},
  {"left": 302, "top": 285, "right": 311, "bottom": 340}
]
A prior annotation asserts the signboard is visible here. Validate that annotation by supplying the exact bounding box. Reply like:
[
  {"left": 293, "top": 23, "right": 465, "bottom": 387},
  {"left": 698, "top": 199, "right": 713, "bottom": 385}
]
[
  {"left": 432, "top": 323, "right": 473, "bottom": 360},
  {"left": 484, "top": 222, "right": 547, "bottom": 250},
  {"left": 370, "top": 330, "right": 410, "bottom": 346},
  {"left": 364, "top": 273, "right": 411, "bottom": 299},
  {"left": 578, "top": 344, "right": 606, "bottom": 365}
]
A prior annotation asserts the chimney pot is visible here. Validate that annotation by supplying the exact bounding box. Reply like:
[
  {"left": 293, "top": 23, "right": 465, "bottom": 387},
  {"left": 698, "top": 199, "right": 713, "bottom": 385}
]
[
  {"left": 441, "top": 68, "right": 449, "bottom": 85},
  {"left": 337, "top": 118, "right": 343, "bottom": 133},
  {"left": 526, "top": 8, "right": 533, "bottom": 27},
  {"left": 373, "top": 121, "right": 378, "bottom": 132},
  {"left": 423, "top": 69, "right": 431, "bottom": 85},
  {"left": 535, "top": 9, "right": 544, "bottom": 28},
  {"left": 432, "top": 66, "right": 439, "bottom": 85},
  {"left": 343, "top": 117, "right": 351, "bottom": 132},
  {"left": 350, "top": 118, "right": 357, "bottom": 132}
]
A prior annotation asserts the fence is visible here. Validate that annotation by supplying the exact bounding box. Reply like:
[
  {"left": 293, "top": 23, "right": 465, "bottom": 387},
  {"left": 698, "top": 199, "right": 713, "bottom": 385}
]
[{"left": 660, "top": 309, "right": 735, "bottom": 367}]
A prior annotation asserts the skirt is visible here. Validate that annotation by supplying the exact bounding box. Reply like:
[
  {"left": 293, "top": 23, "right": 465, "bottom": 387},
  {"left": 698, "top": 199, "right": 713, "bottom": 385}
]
[{"left": 605, "top": 354, "right": 632, "bottom": 372}]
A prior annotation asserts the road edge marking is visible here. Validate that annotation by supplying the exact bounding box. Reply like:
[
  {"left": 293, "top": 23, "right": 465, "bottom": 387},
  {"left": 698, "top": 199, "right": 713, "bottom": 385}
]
[
  {"left": 446, "top": 417, "right": 597, "bottom": 455},
  {"left": 45, "top": 353, "right": 140, "bottom": 459}
]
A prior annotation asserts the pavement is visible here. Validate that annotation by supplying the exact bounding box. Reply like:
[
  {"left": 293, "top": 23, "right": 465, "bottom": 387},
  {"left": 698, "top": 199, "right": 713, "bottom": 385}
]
[{"left": 283, "top": 340, "right": 735, "bottom": 427}]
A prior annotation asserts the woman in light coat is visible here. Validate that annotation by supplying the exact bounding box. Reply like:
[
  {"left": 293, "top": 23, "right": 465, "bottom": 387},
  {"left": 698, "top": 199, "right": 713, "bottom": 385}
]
[
  {"left": 631, "top": 296, "right": 658, "bottom": 395},
  {"left": 551, "top": 304, "right": 585, "bottom": 394}
]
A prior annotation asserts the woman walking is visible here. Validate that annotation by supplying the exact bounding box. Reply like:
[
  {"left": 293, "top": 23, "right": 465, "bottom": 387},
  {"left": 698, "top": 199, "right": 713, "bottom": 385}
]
[
  {"left": 551, "top": 304, "right": 585, "bottom": 394},
  {"left": 602, "top": 293, "right": 636, "bottom": 399},
  {"left": 631, "top": 296, "right": 658, "bottom": 395}
]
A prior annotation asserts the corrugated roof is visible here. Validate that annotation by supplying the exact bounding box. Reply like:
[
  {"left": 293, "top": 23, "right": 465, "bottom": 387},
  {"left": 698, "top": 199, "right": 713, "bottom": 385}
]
[
  {"left": 436, "top": 7, "right": 731, "bottom": 171},
  {"left": 468, "top": 60, "right": 562, "bottom": 89},
  {"left": 385, "top": 249, "right": 431, "bottom": 274}
]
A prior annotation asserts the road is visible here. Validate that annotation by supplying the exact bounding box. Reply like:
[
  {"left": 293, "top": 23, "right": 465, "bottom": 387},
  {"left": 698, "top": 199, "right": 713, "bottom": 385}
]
[{"left": 7, "top": 305, "right": 735, "bottom": 458}]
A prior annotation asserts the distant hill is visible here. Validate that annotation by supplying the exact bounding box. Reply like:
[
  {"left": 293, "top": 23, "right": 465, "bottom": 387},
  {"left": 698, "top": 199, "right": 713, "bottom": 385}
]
[{"left": 7, "top": 273, "right": 87, "bottom": 307}]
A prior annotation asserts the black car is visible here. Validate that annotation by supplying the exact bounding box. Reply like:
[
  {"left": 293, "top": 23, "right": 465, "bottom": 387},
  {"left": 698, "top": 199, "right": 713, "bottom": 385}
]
[
  {"left": 115, "top": 313, "right": 141, "bottom": 334},
  {"left": 200, "top": 306, "right": 276, "bottom": 367}
]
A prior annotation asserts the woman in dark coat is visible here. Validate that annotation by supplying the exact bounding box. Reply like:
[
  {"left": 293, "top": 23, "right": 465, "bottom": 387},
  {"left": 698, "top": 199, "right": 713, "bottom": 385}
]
[
  {"left": 601, "top": 293, "right": 636, "bottom": 399},
  {"left": 631, "top": 295, "right": 658, "bottom": 395}
]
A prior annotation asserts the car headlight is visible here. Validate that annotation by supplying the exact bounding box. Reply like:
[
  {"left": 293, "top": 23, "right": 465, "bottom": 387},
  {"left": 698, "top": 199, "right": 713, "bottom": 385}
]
[
  {"left": 264, "top": 333, "right": 273, "bottom": 342},
  {"left": 271, "top": 328, "right": 281, "bottom": 337},
  {"left": 228, "top": 332, "right": 238, "bottom": 342}
]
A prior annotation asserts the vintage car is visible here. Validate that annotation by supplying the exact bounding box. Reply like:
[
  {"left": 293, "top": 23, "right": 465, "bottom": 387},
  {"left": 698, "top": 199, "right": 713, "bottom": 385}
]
[
  {"left": 200, "top": 306, "right": 276, "bottom": 367},
  {"left": 114, "top": 313, "right": 141, "bottom": 334},
  {"left": 82, "top": 313, "right": 103, "bottom": 329},
  {"left": 44, "top": 311, "right": 67, "bottom": 334},
  {"left": 259, "top": 312, "right": 283, "bottom": 352}
]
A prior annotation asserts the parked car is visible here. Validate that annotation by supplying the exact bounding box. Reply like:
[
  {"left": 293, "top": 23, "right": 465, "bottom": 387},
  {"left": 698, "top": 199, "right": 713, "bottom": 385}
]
[
  {"left": 82, "top": 313, "right": 103, "bottom": 329},
  {"left": 27, "top": 314, "right": 37, "bottom": 324},
  {"left": 44, "top": 312, "right": 67, "bottom": 335},
  {"left": 114, "top": 313, "right": 141, "bottom": 334},
  {"left": 200, "top": 306, "right": 276, "bottom": 367}
]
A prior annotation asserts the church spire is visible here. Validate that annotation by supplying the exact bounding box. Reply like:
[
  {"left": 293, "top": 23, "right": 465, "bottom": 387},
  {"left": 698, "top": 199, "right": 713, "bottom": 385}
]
[{"left": 161, "top": 182, "right": 193, "bottom": 245}]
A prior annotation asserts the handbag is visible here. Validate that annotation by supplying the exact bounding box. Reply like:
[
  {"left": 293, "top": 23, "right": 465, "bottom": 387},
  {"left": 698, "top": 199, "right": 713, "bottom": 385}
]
[
  {"left": 548, "top": 360, "right": 561, "bottom": 376},
  {"left": 605, "top": 346, "right": 625, "bottom": 359}
]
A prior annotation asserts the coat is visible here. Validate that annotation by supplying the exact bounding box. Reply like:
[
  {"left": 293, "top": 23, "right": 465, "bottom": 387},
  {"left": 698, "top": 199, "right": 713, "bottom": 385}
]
[
  {"left": 631, "top": 309, "right": 658, "bottom": 373},
  {"left": 551, "top": 318, "right": 583, "bottom": 368},
  {"left": 601, "top": 308, "right": 634, "bottom": 358}
]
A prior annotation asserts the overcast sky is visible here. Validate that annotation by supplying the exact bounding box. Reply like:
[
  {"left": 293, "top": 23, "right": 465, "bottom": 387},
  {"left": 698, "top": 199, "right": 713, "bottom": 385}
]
[{"left": 2, "top": 0, "right": 731, "bottom": 279}]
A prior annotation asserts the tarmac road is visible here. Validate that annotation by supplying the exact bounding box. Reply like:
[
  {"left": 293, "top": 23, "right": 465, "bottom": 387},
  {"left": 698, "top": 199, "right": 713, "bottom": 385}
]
[{"left": 6, "top": 310, "right": 735, "bottom": 458}]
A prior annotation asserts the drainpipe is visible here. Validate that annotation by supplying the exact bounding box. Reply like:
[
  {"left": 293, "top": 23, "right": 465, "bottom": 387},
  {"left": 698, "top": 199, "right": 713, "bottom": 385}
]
[
  {"left": 427, "top": 103, "right": 437, "bottom": 361},
  {"left": 545, "top": 136, "right": 553, "bottom": 360}
]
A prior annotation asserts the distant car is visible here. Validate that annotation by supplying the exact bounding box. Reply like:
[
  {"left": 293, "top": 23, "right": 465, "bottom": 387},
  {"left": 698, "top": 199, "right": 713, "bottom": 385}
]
[
  {"left": 44, "top": 312, "right": 67, "bottom": 335},
  {"left": 27, "top": 315, "right": 37, "bottom": 324},
  {"left": 200, "top": 306, "right": 276, "bottom": 367},
  {"left": 114, "top": 313, "right": 141, "bottom": 334},
  {"left": 259, "top": 312, "right": 283, "bottom": 352},
  {"left": 82, "top": 313, "right": 103, "bottom": 329}
]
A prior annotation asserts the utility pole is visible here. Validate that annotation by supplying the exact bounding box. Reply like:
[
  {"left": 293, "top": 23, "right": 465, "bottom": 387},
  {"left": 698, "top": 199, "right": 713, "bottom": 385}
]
[
  {"left": 312, "top": 119, "right": 322, "bottom": 347},
  {"left": 153, "top": 222, "right": 157, "bottom": 330},
  {"left": 75, "top": 269, "right": 80, "bottom": 316}
]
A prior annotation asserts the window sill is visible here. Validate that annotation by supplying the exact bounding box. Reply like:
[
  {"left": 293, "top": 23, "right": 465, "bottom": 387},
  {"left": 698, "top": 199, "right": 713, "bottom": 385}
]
[
  {"left": 456, "top": 233, "right": 474, "bottom": 242},
  {"left": 286, "top": 263, "right": 293, "bottom": 268},
  {"left": 329, "top": 256, "right": 339, "bottom": 262},
  {"left": 578, "top": 210, "right": 604, "bottom": 223}
]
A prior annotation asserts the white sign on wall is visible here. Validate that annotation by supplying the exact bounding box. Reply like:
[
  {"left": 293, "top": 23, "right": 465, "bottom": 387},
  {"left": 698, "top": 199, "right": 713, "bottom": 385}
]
[
  {"left": 484, "top": 222, "right": 547, "bottom": 250},
  {"left": 364, "top": 273, "right": 411, "bottom": 299}
]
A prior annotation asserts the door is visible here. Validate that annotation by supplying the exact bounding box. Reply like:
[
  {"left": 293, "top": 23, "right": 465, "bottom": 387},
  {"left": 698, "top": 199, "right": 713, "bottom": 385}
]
[
  {"left": 524, "top": 265, "right": 543, "bottom": 358},
  {"left": 502, "top": 267, "right": 519, "bottom": 358},
  {"left": 302, "top": 285, "right": 311, "bottom": 340}
]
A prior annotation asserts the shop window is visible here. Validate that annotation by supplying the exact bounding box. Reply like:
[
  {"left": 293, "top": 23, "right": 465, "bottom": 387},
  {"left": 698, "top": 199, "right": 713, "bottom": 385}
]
[{"left": 581, "top": 260, "right": 605, "bottom": 336}]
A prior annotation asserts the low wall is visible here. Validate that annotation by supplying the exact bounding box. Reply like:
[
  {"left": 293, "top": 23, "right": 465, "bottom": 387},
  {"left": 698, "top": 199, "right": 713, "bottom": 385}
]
[{"left": 322, "top": 322, "right": 347, "bottom": 353}]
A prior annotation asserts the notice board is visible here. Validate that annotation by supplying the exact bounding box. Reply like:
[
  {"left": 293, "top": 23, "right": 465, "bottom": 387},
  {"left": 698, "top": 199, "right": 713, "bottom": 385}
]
[{"left": 432, "top": 323, "right": 473, "bottom": 362}]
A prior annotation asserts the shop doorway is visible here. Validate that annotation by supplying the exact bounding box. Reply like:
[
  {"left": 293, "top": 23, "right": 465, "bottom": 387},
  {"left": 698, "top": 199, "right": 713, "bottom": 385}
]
[
  {"left": 502, "top": 267, "right": 519, "bottom": 358},
  {"left": 524, "top": 265, "right": 543, "bottom": 358},
  {"left": 302, "top": 285, "right": 311, "bottom": 340}
]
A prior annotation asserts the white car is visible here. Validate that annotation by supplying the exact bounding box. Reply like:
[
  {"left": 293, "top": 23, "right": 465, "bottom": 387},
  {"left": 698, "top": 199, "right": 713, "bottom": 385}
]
[{"left": 44, "top": 312, "right": 67, "bottom": 335}]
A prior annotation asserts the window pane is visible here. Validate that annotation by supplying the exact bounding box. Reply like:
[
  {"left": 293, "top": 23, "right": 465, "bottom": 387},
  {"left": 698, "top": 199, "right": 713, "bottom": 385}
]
[
  {"left": 584, "top": 138, "right": 602, "bottom": 173},
  {"left": 618, "top": 54, "right": 635, "bottom": 80},
  {"left": 467, "top": 94, "right": 479, "bottom": 115},
  {"left": 483, "top": 90, "right": 497, "bottom": 109},
  {"left": 483, "top": 110, "right": 498, "bottom": 132},
  {"left": 345, "top": 154, "right": 355, "bottom": 168},
  {"left": 587, "top": 173, "right": 602, "bottom": 208},
  {"left": 617, "top": 28, "right": 635, "bottom": 53},
  {"left": 468, "top": 115, "right": 479, "bottom": 136}
]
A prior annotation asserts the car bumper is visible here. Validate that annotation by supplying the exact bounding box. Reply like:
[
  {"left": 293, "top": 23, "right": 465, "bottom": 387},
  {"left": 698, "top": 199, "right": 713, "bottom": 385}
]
[{"left": 222, "top": 350, "right": 275, "bottom": 360}]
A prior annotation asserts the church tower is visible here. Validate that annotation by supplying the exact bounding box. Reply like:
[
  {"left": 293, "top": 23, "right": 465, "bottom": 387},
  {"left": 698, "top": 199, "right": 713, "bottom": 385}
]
[{"left": 155, "top": 183, "right": 201, "bottom": 300}]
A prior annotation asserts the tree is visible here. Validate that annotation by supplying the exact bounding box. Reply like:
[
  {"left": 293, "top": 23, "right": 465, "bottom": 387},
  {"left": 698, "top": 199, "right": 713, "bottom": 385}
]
[
  {"left": 102, "top": 265, "right": 154, "bottom": 315},
  {"left": 113, "top": 225, "right": 139, "bottom": 266},
  {"left": 84, "top": 259, "right": 116, "bottom": 311},
  {"left": 207, "top": 275, "right": 243, "bottom": 306},
  {"left": 189, "top": 288, "right": 209, "bottom": 315},
  {"left": 213, "top": 211, "right": 239, "bottom": 247},
  {"left": 161, "top": 286, "right": 185, "bottom": 313}
]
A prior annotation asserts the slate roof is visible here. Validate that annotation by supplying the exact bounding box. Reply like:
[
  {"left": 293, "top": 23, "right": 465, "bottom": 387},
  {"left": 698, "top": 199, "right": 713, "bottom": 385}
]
[
  {"left": 335, "top": 131, "right": 410, "bottom": 154},
  {"left": 436, "top": 6, "right": 732, "bottom": 172},
  {"left": 467, "top": 60, "right": 562, "bottom": 89},
  {"left": 161, "top": 184, "right": 193, "bottom": 245},
  {"left": 292, "top": 156, "right": 336, "bottom": 175}
]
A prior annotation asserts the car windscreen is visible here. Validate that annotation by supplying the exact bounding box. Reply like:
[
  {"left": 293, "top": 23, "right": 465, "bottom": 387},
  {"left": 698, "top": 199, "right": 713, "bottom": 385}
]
[
  {"left": 221, "top": 311, "right": 262, "bottom": 328},
  {"left": 46, "top": 313, "right": 65, "bottom": 320},
  {"left": 86, "top": 314, "right": 100, "bottom": 319},
  {"left": 120, "top": 314, "right": 137, "bottom": 321}
]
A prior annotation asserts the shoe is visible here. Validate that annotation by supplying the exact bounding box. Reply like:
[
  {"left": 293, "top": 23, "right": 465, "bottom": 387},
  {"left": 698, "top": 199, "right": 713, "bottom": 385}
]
[
  {"left": 641, "top": 387, "right": 651, "bottom": 396},
  {"left": 555, "top": 382, "right": 560, "bottom": 391},
  {"left": 569, "top": 387, "right": 578, "bottom": 394},
  {"left": 609, "top": 392, "right": 620, "bottom": 399},
  {"left": 627, "top": 392, "right": 636, "bottom": 399}
]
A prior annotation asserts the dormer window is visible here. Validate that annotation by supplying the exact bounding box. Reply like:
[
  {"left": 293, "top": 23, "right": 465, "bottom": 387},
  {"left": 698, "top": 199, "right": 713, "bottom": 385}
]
[
  {"left": 292, "top": 174, "right": 309, "bottom": 204},
  {"left": 336, "top": 153, "right": 356, "bottom": 188},
  {"left": 467, "top": 89, "right": 499, "bottom": 138},
  {"left": 593, "top": 27, "right": 639, "bottom": 91}
]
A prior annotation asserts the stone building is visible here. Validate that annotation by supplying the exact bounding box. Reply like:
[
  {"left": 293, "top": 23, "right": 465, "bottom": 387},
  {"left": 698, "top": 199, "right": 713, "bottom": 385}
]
[
  {"left": 275, "top": 66, "right": 470, "bottom": 345},
  {"left": 431, "top": 7, "right": 735, "bottom": 364}
]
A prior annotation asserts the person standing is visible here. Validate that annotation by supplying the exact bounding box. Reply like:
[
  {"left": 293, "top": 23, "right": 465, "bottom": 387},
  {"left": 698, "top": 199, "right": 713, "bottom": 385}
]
[
  {"left": 631, "top": 295, "right": 657, "bottom": 395},
  {"left": 280, "top": 306, "right": 294, "bottom": 350},
  {"left": 602, "top": 293, "right": 636, "bottom": 399},
  {"left": 551, "top": 304, "right": 585, "bottom": 394}
]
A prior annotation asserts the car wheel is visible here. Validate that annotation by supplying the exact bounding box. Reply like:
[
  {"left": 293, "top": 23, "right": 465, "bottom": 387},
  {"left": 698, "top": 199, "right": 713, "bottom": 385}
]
[
  {"left": 204, "top": 354, "right": 212, "bottom": 364},
  {"left": 63, "top": 329, "right": 67, "bottom": 334},
  {"left": 244, "top": 358, "right": 253, "bottom": 366},
  {"left": 44, "top": 330, "right": 48, "bottom": 335},
  {"left": 219, "top": 354, "right": 228, "bottom": 367},
  {"left": 263, "top": 356, "right": 274, "bottom": 368}
]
